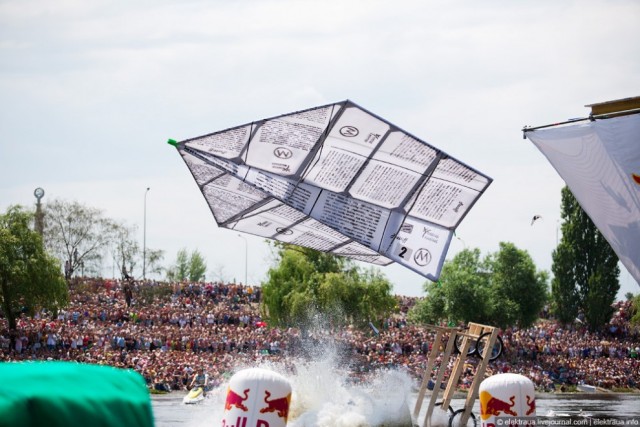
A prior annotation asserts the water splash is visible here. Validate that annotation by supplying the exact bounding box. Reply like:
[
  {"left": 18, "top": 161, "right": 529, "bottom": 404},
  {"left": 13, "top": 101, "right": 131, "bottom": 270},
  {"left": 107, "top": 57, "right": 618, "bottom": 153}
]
[
  {"left": 284, "top": 344, "right": 413, "bottom": 427},
  {"left": 192, "top": 322, "right": 414, "bottom": 427}
]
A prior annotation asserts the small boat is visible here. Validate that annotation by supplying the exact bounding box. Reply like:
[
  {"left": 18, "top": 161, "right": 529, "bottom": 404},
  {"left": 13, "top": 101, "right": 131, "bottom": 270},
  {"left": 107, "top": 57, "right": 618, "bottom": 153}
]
[
  {"left": 183, "top": 386, "right": 205, "bottom": 404},
  {"left": 577, "top": 384, "right": 597, "bottom": 393}
]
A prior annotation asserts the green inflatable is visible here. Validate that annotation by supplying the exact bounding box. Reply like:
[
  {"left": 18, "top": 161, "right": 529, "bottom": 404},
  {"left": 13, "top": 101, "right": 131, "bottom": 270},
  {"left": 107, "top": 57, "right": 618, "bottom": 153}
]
[{"left": 0, "top": 362, "right": 154, "bottom": 427}]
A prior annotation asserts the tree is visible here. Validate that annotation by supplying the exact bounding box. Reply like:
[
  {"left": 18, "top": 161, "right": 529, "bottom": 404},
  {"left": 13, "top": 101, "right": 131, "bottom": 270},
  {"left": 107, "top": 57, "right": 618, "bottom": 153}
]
[
  {"left": 490, "top": 242, "right": 549, "bottom": 329},
  {"left": 145, "top": 248, "right": 165, "bottom": 278},
  {"left": 260, "top": 246, "right": 315, "bottom": 327},
  {"left": 409, "top": 245, "right": 548, "bottom": 329},
  {"left": 166, "top": 248, "right": 207, "bottom": 282},
  {"left": 631, "top": 294, "right": 640, "bottom": 328},
  {"left": 112, "top": 221, "right": 139, "bottom": 279},
  {"left": 43, "top": 199, "right": 117, "bottom": 279},
  {"left": 0, "top": 206, "right": 68, "bottom": 335},
  {"left": 261, "top": 243, "right": 396, "bottom": 329},
  {"left": 409, "top": 248, "right": 492, "bottom": 326},
  {"left": 188, "top": 250, "right": 207, "bottom": 282},
  {"left": 552, "top": 186, "right": 620, "bottom": 330},
  {"left": 407, "top": 280, "right": 446, "bottom": 325},
  {"left": 550, "top": 240, "right": 580, "bottom": 324},
  {"left": 111, "top": 221, "right": 164, "bottom": 280}
]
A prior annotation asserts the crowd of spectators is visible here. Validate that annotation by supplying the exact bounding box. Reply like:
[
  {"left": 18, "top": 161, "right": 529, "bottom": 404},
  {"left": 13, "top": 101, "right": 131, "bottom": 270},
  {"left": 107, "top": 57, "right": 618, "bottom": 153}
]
[{"left": 1, "top": 278, "right": 638, "bottom": 393}]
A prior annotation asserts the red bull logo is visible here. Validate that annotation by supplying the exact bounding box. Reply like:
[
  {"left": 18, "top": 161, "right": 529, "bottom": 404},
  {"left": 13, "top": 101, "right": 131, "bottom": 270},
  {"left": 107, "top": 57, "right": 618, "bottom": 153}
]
[
  {"left": 479, "top": 390, "right": 518, "bottom": 420},
  {"left": 259, "top": 390, "right": 292, "bottom": 421},
  {"left": 525, "top": 395, "right": 535, "bottom": 416},
  {"left": 221, "top": 418, "right": 271, "bottom": 427},
  {"left": 225, "top": 387, "right": 251, "bottom": 412}
]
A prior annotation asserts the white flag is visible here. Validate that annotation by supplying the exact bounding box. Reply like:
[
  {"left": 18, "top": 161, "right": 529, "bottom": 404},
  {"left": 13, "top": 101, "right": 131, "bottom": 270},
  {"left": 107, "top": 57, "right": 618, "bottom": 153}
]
[{"left": 527, "top": 113, "right": 640, "bottom": 286}]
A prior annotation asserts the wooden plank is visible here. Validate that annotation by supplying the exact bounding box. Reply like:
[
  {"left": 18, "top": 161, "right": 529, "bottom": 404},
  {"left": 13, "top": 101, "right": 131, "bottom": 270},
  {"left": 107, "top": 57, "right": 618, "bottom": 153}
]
[
  {"left": 587, "top": 96, "right": 640, "bottom": 116},
  {"left": 458, "top": 327, "right": 498, "bottom": 426},
  {"left": 413, "top": 330, "right": 444, "bottom": 419},
  {"left": 441, "top": 335, "right": 471, "bottom": 409},
  {"left": 423, "top": 330, "right": 457, "bottom": 427}
]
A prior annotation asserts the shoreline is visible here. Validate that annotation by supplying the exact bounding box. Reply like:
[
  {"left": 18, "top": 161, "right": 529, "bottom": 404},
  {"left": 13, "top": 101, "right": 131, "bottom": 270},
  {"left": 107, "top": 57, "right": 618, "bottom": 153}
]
[
  {"left": 414, "top": 389, "right": 640, "bottom": 399},
  {"left": 148, "top": 387, "right": 640, "bottom": 398}
]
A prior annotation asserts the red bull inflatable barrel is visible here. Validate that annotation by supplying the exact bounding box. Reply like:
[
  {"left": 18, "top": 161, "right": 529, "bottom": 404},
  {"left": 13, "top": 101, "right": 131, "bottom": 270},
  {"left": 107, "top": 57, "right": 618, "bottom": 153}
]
[
  {"left": 221, "top": 367, "right": 292, "bottom": 427},
  {"left": 479, "top": 373, "right": 536, "bottom": 427}
]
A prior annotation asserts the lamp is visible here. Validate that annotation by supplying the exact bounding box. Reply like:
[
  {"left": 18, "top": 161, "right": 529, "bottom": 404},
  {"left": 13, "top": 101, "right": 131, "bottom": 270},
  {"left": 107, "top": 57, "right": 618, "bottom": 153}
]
[
  {"left": 237, "top": 234, "right": 247, "bottom": 285},
  {"left": 143, "top": 187, "right": 150, "bottom": 280}
]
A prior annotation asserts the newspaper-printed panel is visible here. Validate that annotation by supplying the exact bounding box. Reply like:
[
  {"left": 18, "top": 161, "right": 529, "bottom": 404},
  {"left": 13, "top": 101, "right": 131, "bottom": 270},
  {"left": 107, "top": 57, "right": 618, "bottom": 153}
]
[
  {"left": 192, "top": 150, "right": 250, "bottom": 180},
  {"left": 374, "top": 131, "right": 439, "bottom": 174},
  {"left": 184, "top": 124, "right": 251, "bottom": 159},
  {"left": 297, "top": 216, "right": 354, "bottom": 242},
  {"left": 180, "top": 151, "right": 226, "bottom": 186},
  {"left": 244, "top": 169, "right": 321, "bottom": 215},
  {"left": 303, "top": 107, "right": 390, "bottom": 192},
  {"left": 381, "top": 212, "right": 453, "bottom": 280},
  {"left": 406, "top": 178, "right": 481, "bottom": 228},
  {"left": 202, "top": 173, "right": 269, "bottom": 224},
  {"left": 230, "top": 202, "right": 357, "bottom": 253},
  {"left": 310, "top": 191, "right": 390, "bottom": 249},
  {"left": 431, "top": 157, "right": 490, "bottom": 192},
  {"left": 349, "top": 159, "right": 422, "bottom": 209},
  {"left": 284, "top": 221, "right": 350, "bottom": 252},
  {"left": 327, "top": 106, "right": 390, "bottom": 153},
  {"left": 226, "top": 200, "right": 303, "bottom": 242},
  {"left": 332, "top": 242, "right": 393, "bottom": 266},
  {"left": 245, "top": 104, "right": 339, "bottom": 177},
  {"left": 302, "top": 146, "right": 368, "bottom": 193}
]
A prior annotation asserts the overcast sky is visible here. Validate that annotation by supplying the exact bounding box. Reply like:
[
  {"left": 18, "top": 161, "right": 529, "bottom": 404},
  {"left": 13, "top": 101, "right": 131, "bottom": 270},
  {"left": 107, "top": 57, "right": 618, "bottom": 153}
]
[{"left": 1, "top": 0, "right": 639, "bottom": 299}]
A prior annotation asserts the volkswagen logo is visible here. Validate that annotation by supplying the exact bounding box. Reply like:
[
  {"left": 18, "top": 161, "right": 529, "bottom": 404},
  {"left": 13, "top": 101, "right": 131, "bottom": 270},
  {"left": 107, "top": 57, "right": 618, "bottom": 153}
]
[
  {"left": 414, "top": 248, "right": 432, "bottom": 266},
  {"left": 339, "top": 126, "right": 359, "bottom": 137},
  {"left": 273, "top": 147, "right": 293, "bottom": 159},
  {"left": 276, "top": 227, "right": 293, "bottom": 235}
]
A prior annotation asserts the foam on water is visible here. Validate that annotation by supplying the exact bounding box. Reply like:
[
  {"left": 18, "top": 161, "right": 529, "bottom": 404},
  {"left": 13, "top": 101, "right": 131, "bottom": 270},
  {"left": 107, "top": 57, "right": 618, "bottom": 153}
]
[{"left": 284, "top": 346, "right": 413, "bottom": 427}]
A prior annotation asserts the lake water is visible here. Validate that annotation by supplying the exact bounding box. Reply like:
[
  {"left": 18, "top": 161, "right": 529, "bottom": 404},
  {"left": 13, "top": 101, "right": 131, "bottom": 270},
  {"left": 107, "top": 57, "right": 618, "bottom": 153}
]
[
  {"left": 152, "top": 391, "right": 640, "bottom": 427},
  {"left": 151, "top": 336, "right": 639, "bottom": 427}
]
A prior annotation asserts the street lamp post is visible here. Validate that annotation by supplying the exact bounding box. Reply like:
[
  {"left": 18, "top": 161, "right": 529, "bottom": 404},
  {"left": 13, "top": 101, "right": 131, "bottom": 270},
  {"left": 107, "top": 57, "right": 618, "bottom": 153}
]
[
  {"left": 238, "top": 234, "right": 247, "bottom": 285},
  {"left": 33, "top": 187, "right": 45, "bottom": 236},
  {"left": 143, "top": 187, "right": 150, "bottom": 280}
]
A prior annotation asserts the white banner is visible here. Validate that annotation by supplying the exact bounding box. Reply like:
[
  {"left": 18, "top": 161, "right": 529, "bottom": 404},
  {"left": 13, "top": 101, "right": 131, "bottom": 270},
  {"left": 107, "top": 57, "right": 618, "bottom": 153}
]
[{"left": 527, "top": 113, "right": 640, "bottom": 286}]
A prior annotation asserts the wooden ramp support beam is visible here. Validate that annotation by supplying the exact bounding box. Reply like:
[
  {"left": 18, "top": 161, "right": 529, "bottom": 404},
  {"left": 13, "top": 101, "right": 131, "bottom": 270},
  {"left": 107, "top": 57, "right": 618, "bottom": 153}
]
[
  {"left": 422, "top": 329, "right": 458, "bottom": 427},
  {"left": 413, "top": 326, "right": 445, "bottom": 420},
  {"left": 456, "top": 323, "right": 499, "bottom": 426},
  {"left": 413, "top": 322, "right": 499, "bottom": 427}
]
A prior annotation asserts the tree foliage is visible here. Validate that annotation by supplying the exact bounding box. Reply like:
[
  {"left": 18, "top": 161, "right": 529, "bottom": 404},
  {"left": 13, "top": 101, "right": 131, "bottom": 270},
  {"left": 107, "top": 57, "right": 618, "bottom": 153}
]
[
  {"left": 631, "top": 294, "right": 640, "bottom": 328},
  {"left": 490, "top": 242, "right": 549, "bottom": 328},
  {"left": 261, "top": 244, "right": 396, "bottom": 330},
  {"left": 144, "top": 248, "right": 165, "bottom": 278},
  {"left": 409, "top": 248, "right": 492, "bottom": 326},
  {"left": 43, "top": 199, "right": 117, "bottom": 279},
  {"left": 409, "top": 244, "right": 548, "bottom": 329},
  {"left": 111, "top": 221, "right": 164, "bottom": 280},
  {"left": 552, "top": 186, "right": 620, "bottom": 330},
  {"left": 112, "top": 221, "right": 139, "bottom": 279},
  {"left": 166, "top": 248, "right": 207, "bottom": 282},
  {"left": 0, "top": 206, "right": 68, "bottom": 332},
  {"left": 550, "top": 240, "right": 580, "bottom": 324}
]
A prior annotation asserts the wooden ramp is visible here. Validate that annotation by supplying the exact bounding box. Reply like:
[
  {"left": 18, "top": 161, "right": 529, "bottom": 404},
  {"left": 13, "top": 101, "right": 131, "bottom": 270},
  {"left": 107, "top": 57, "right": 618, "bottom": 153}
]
[{"left": 412, "top": 322, "right": 499, "bottom": 427}]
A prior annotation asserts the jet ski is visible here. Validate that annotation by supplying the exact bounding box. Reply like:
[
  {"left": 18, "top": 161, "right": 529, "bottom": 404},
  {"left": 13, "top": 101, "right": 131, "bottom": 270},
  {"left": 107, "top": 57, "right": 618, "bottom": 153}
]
[{"left": 183, "top": 386, "right": 205, "bottom": 404}]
